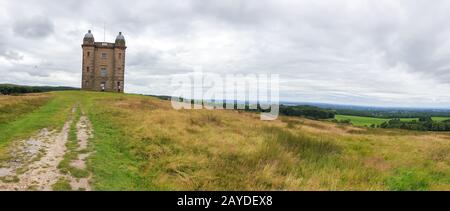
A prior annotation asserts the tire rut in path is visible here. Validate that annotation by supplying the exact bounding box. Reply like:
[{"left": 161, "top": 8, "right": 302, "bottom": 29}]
[{"left": 66, "top": 113, "right": 94, "bottom": 191}]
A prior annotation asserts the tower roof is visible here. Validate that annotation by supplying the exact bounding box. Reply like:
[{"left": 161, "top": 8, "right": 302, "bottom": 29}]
[
  {"left": 116, "top": 32, "right": 125, "bottom": 40},
  {"left": 84, "top": 30, "right": 94, "bottom": 39},
  {"left": 115, "top": 32, "right": 126, "bottom": 46}
]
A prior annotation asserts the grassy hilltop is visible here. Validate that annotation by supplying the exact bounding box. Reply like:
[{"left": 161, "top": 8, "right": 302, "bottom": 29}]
[{"left": 1, "top": 91, "right": 449, "bottom": 190}]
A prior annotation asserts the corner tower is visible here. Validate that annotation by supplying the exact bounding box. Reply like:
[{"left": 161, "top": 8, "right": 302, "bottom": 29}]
[{"left": 81, "top": 30, "right": 126, "bottom": 93}]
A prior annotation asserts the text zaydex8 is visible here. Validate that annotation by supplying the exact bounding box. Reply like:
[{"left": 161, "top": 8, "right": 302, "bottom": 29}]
[{"left": 177, "top": 195, "right": 273, "bottom": 208}]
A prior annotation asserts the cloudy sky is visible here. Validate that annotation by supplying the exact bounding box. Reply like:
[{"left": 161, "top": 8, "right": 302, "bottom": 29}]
[{"left": 1, "top": 0, "right": 450, "bottom": 108}]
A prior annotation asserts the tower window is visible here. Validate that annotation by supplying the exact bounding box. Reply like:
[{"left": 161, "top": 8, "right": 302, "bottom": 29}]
[
  {"left": 86, "top": 67, "right": 89, "bottom": 72},
  {"left": 101, "top": 68, "right": 107, "bottom": 77},
  {"left": 119, "top": 53, "right": 122, "bottom": 59},
  {"left": 102, "top": 53, "right": 107, "bottom": 59},
  {"left": 87, "top": 52, "right": 90, "bottom": 57}
]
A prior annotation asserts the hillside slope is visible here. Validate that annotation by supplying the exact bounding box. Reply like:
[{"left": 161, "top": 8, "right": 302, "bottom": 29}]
[{"left": 0, "top": 91, "right": 449, "bottom": 190}]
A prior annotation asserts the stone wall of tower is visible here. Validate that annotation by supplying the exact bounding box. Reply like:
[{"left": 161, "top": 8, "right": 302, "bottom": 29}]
[
  {"left": 81, "top": 33, "right": 126, "bottom": 93},
  {"left": 81, "top": 45, "right": 95, "bottom": 90},
  {"left": 113, "top": 46, "right": 125, "bottom": 93},
  {"left": 93, "top": 45, "right": 115, "bottom": 92}
]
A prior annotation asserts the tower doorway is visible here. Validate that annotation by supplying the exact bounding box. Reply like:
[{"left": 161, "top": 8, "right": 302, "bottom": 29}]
[{"left": 101, "top": 82, "right": 106, "bottom": 92}]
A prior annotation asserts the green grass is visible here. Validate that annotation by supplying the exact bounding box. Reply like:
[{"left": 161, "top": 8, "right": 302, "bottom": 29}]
[
  {"left": 75, "top": 92, "right": 149, "bottom": 190},
  {"left": 432, "top": 117, "right": 450, "bottom": 122},
  {"left": 51, "top": 178, "right": 72, "bottom": 191},
  {"left": 2, "top": 91, "right": 450, "bottom": 190},
  {"left": 386, "top": 168, "right": 433, "bottom": 191}
]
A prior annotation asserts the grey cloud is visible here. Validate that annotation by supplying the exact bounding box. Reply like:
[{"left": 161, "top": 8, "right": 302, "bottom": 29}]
[
  {"left": 13, "top": 16, "right": 54, "bottom": 39},
  {"left": 0, "top": 34, "right": 23, "bottom": 61},
  {"left": 2, "top": 0, "right": 450, "bottom": 107},
  {"left": 0, "top": 50, "right": 24, "bottom": 61},
  {"left": 27, "top": 66, "right": 51, "bottom": 77}
]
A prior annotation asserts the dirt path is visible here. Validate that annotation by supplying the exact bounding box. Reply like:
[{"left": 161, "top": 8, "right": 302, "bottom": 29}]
[
  {"left": 0, "top": 106, "right": 94, "bottom": 191},
  {"left": 0, "top": 118, "right": 72, "bottom": 190}
]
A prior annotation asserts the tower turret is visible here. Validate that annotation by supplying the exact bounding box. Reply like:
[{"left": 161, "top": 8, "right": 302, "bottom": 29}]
[
  {"left": 115, "top": 32, "right": 126, "bottom": 46},
  {"left": 83, "top": 30, "right": 95, "bottom": 45}
]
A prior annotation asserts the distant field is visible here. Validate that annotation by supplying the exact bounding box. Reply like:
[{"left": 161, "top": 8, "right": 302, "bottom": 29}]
[
  {"left": 432, "top": 117, "right": 450, "bottom": 122},
  {"left": 335, "top": 115, "right": 388, "bottom": 126},
  {"left": 336, "top": 115, "right": 450, "bottom": 126}
]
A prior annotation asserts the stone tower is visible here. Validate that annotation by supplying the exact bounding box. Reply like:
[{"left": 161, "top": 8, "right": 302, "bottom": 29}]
[{"left": 81, "top": 30, "right": 126, "bottom": 92}]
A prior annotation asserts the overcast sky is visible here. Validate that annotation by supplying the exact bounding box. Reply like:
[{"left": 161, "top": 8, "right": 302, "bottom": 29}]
[{"left": 2, "top": 0, "right": 450, "bottom": 107}]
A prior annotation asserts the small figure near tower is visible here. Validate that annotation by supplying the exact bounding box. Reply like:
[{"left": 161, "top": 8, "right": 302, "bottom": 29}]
[{"left": 81, "top": 30, "right": 126, "bottom": 93}]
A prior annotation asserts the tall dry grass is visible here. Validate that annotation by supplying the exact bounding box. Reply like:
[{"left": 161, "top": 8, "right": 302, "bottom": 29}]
[
  {"left": 86, "top": 93, "right": 450, "bottom": 190},
  {"left": 0, "top": 93, "right": 52, "bottom": 124}
]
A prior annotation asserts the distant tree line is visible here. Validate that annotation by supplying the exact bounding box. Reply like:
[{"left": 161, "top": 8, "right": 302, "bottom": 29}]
[
  {"left": 246, "top": 105, "right": 335, "bottom": 120},
  {"left": 167, "top": 97, "right": 336, "bottom": 120},
  {"left": 278, "top": 105, "right": 336, "bottom": 120},
  {"left": 0, "top": 84, "right": 79, "bottom": 95},
  {"left": 145, "top": 95, "right": 173, "bottom": 101},
  {"left": 336, "top": 109, "right": 450, "bottom": 119},
  {"left": 331, "top": 119, "right": 352, "bottom": 124},
  {"left": 380, "top": 117, "right": 450, "bottom": 131}
]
